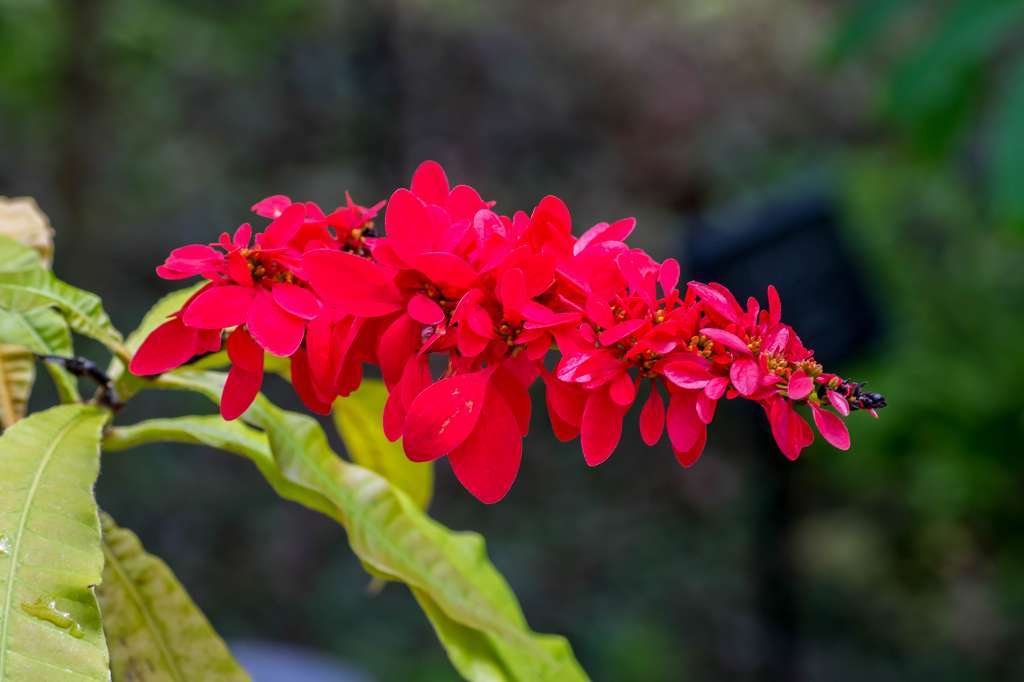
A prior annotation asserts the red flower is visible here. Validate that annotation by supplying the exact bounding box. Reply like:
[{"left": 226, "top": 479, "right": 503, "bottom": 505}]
[
  {"left": 132, "top": 193, "right": 383, "bottom": 420},
  {"left": 132, "top": 160, "right": 885, "bottom": 503}
]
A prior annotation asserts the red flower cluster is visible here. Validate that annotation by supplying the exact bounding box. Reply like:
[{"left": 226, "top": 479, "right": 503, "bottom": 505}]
[{"left": 131, "top": 162, "right": 884, "bottom": 503}]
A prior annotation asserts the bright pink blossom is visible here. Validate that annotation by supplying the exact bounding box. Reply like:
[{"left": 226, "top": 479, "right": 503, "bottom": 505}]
[{"left": 131, "top": 161, "right": 885, "bottom": 502}]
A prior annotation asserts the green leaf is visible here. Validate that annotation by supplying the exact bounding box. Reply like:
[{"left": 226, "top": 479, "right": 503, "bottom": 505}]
[
  {"left": 0, "top": 404, "right": 110, "bottom": 681},
  {"left": 0, "top": 266, "right": 127, "bottom": 362},
  {"left": 886, "top": 0, "right": 1024, "bottom": 148},
  {"left": 97, "top": 512, "right": 250, "bottom": 682},
  {"left": 0, "top": 346, "right": 33, "bottom": 430},
  {"left": 0, "top": 307, "right": 80, "bottom": 405},
  {"left": 334, "top": 379, "right": 433, "bottom": 510},
  {"left": 146, "top": 371, "right": 590, "bottom": 682}
]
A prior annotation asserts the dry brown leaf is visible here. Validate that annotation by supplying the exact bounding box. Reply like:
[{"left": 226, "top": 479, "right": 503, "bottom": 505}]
[{"left": 0, "top": 195, "right": 54, "bottom": 266}]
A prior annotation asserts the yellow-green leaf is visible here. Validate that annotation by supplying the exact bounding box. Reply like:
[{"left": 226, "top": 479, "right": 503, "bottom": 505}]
[
  {"left": 0, "top": 346, "right": 32, "bottom": 429},
  {"left": 0, "top": 404, "right": 110, "bottom": 681},
  {"left": 98, "top": 512, "right": 250, "bottom": 682},
  {"left": 148, "top": 371, "right": 589, "bottom": 682},
  {"left": 0, "top": 235, "right": 44, "bottom": 276},
  {"left": 0, "top": 307, "right": 80, "bottom": 405},
  {"left": 0, "top": 217, "right": 78, "bottom": 408},
  {"left": 0, "top": 246, "right": 127, "bottom": 362},
  {"left": 334, "top": 378, "right": 433, "bottom": 510}
]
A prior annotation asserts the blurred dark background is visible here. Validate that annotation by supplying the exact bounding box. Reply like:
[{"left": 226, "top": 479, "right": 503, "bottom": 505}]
[{"left": 4, "top": 1, "right": 1024, "bottom": 680}]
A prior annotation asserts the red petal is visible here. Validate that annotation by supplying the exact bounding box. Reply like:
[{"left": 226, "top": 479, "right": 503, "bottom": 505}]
[
  {"left": 788, "top": 369, "right": 814, "bottom": 400},
  {"left": 246, "top": 289, "right": 305, "bottom": 357},
  {"left": 413, "top": 252, "right": 479, "bottom": 289},
  {"left": 385, "top": 188, "right": 435, "bottom": 262},
  {"left": 383, "top": 356, "right": 429, "bottom": 440},
  {"left": 768, "top": 398, "right": 809, "bottom": 460},
  {"left": 639, "top": 385, "right": 665, "bottom": 446},
  {"left": 521, "top": 303, "right": 578, "bottom": 329},
  {"left": 812, "top": 405, "right": 850, "bottom": 450},
  {"left": 378, "top": 314, "right": 419, "bottom": 386},
  {"left": 291, "top": 350, "right": 333, "bottom": 415},
  {"left": 585, "top": 295, "right": 616, "bottom": 329},
  {"left": 156, "top": 265, "right": 200, "bottom": 280},
  {"left": 221, "top": 365, "right": 262, "bottom": 420},
  {"left": 531, "top": 195, "right": 572, "bottom": 234},
  {"left": 549, "top": 406, "right": 580, "bottom": 442},
  {"left": 573, "top": 217, "right": 636, "bottom": 255},
  {"left": 226, "top": 326, "right": 264, "bottom": 373},
  {"left": 609, "top": 372, "right": 636, "bottom": 407},
  {"left": 407, "top": 294, "right": 445, "bottom": 325},
  {"left": 251, "top": 195, "right": 292, "bottom": 218},
  {"left": 499, "top": 268, "right": 527, "bottom": 312},
  {"left": 688, "top": 282, "right": 739, "bottom": 323},
  {"left": 183, "top": 285, "right": 255, "bottom": 329},
  {"left": 701, "top": 327, "right": 751, "bottom": 355},
  {"left": 261, "top": 203, "right": 306, "bottom": 247},
  {"left": 403, "top": 372, "right": 489, "bottom": 461},
  {"left": 705, "top": 376, "right": 729, "bottom": 400},
  {"left": 696, "top": 392, "right": 717, "bottom": 424},
  {"left": 827, "top": 389, "right": 851, "bottom": 416},
  {"left": 580, "top": 386, "right": 626, "bottom": 466},
  {"left": 227, "top": 251, "right": 254, "bottom": 287},
  {"left": 467, "top": 306, "right": 496, "bottom": 338},
  {"left": 233, "top": 223, "right": 252, "bottom": 247},
  {"left": 167, "top": 244, "right": 221, "bottom": 265},
  {"left": 598, "top": 319, "right": 647, "bottom": 346},
  {"left": 305, "top": 315, "right": 338, "bottom": 398},
  {"left": 491, "top": 367, "right": 532, "bottom": 436},
  {"left": 674, "top": 427, "right": 707, "bottom": 468},
  {"left": 667, "top": 392, "right": 702, "bottom": 453},
  {"left": 659, "top": 258, "right": 680, "bottom": 294},
  {"left": 303, "top": 249, "right": 402, "bottom": 316},
  {"left": 767, "top": 285, "right": 782, "bottom": 325},
  {"left": 730, "top": 357, "right": 760, "bottom": 396},
  {"left": 543, "top": 373, "right": 587, "bottom": 428},
  {"left": 449, "top": 388, "right": 523, "bottom": 504},
  {"left": 197, "top": 329, "right": 223, "bottom": 354},
  {"left": 409, "top": 160, "right": 450, "bottom": 205},
  {"left": 662, "top": 359, "right": 712, "bottom": 389},
  {"left": 272, "top": 283, "right": 321, "bottom": 320},
  {"left": 446, "top": 184, "right": 486, "bottom": 220},
  {"left": 521, "top": 253, "right": 555, "bottom": 297},
  {"left": 764, "top": 325, "right": 790, "bottom": 354},
  {"left": 129, "top": 318, "right": 201, "bottom": 375}
]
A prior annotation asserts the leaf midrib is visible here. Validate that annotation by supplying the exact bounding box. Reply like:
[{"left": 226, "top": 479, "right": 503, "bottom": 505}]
[
  {"left": 101, "top": 537, "right": 186, "bottom": 682},
  {"left": 0, "top": 413, "right": 83, "bottom": 681},
  {"left": 0, "top": 279, "right": 126, "bottom": 357}
]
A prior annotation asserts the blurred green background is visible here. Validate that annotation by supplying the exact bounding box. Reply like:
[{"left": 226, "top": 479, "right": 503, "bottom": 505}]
[{"left": 3, "top": 1, "right": 1024, "bottom": 680}]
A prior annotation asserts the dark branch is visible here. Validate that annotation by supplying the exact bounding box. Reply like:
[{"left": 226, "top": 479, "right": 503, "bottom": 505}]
[{"left": 37, "top": 354, "right": 123, "bottom": 411}]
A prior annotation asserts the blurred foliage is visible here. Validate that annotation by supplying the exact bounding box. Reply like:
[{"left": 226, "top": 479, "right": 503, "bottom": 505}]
[
  {"left": 828, "top": 0, "right": 1024, "bottom": 230},
  {"left": 791, "top": 150, "right": 1024, "bottom": 680}
]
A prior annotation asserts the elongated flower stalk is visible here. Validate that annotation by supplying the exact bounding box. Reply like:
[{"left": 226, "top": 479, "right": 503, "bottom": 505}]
[{"left": 131, "top": 162, "right": 886, "bottom": 503}]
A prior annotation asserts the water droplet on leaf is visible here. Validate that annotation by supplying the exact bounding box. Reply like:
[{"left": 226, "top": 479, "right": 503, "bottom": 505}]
[{"left": 21, "top": 595, "right": 84, "bottom": 638}]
